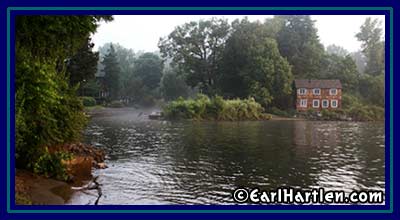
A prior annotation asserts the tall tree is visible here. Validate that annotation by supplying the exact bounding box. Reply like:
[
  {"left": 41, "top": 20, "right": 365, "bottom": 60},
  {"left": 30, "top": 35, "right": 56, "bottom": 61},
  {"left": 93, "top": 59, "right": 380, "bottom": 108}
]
[
  {"left": 133, "top": 52, "right": 163, "bottom": 91},
  {"left": 98, "top": 43, "right": 136, "bottom": 99},
  {"left": 220, "top": 18, "right": 293, "bottom": 108},
  {"left": 102, "top": 44, "right": 121, "bottom": 100},
  {"left": 320, "top": 54, "right": 359, "bottom": 92},
  {"left": 158, "top": 18, "right": 230, "bottom": 95},
  {"left": 275, "top": 15, "right": 325, "bottom": 78},
  {"left": 160, "top": 67, "right": 189, "bottom": 101},
  {"left": 66, "top": 38, "right": 99, "bottom": 87},
  {"left": 15, "top": 16, "right": 112, "bottom": 168},
  {"left": 356, "top": 17, "right": 385, "bottom": 76}
]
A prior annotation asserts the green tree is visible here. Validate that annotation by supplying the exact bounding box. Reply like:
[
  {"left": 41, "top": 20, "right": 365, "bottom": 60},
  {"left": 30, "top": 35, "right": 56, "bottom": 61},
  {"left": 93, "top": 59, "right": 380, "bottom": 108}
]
[
  {"left": 133, "top": 52, "right": 163, "bottom": 91},
  {"left": 358, "top": 74, "right": 384, "bottom": 107},
  {"left": 66, "top": 37, "right": 99, "bottom": 87},
  {"left": 81, "top": 78, "right": 101, "bottom": 97},
  {"left": 320, "top": 54, "right": 359, "bottom": 92},
  {"left": 275, "top": 15, "right": 325, "bottom": 78},
  {"left": 160, "top": 67, "right": 189, "bottom": 101},
  {"left": 15, "top": 15, "right": 112, "bottom": 169},
  {"left": 220, "top": 18, "right": 293, "bottom": 108},
  {"left": 356, "top": 17, "right": 385, "bottom": 76},
  {"left": 98, "top": 43, "right": 136, "bottom": 99},
  {"left": 159, "top": 17, "right": 230, "bottom": 95},
  {"left": 102, "top": 44, "right": 121, "bottom": 100}
]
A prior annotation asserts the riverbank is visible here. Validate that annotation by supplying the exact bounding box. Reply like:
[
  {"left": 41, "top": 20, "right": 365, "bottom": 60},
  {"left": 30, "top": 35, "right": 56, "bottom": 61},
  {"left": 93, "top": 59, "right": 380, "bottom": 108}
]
[{"left": 15, "top": 143, "right": 106, "bottom": 205}]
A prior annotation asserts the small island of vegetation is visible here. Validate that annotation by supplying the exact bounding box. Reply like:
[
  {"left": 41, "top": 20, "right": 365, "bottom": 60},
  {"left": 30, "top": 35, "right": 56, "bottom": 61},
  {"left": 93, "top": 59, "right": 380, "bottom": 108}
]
[{"left": 163, "top": 95, "right": 271, "bottom": 121}]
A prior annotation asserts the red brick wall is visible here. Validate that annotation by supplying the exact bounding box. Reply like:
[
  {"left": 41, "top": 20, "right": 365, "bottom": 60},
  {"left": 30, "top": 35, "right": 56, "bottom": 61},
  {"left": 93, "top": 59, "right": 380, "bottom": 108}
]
[{"left": 296, "top": 88, "right": 342, "bottom": 111}]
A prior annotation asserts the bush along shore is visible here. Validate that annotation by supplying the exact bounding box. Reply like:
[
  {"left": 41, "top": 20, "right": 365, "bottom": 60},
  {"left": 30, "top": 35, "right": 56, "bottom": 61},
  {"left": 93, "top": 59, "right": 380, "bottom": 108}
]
[
  {"left": 163, "top": 95, "right": 272, "bottom": 121},
  {"left": 15, "top": 143, "right": 107, "bottom": 205}
]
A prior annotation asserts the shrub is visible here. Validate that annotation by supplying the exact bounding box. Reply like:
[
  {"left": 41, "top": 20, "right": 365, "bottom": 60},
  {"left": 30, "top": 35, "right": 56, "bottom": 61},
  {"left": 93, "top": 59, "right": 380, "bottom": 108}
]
[
  {"left": 320, "top": 109, "right": 341, "bottom": 120},
  {"left": 81, "top": 96, "right": 96, "bottom": 107},
  {"left": 342, "top": 93, "right": 362, "bottom": 109},
  {"left": 340, "top": 92, "right": 384, "bottom": 121},
  {"left": 268, "top": 107, "right": 294, "bottom": 117},
  {"left": 163, "top": 95, "right": 270, "bottom": 121},
  {"left": 15, "top": 194, "right": 32, "bottom": 205},
  {"left": 108, "top": 100, "right": 125, "bottom": 108},
  {"left": 33, "top": 148, "right": 73, "bottom": 181},
  {"left": 346, "top": 104, "right": 384, "bottom": 121}
]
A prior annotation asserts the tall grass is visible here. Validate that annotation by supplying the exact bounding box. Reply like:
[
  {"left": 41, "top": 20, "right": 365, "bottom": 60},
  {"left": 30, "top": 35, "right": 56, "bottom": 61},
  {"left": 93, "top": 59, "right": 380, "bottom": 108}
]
[{"left": 163, "top": 95, "right": 271, "bottom": 121}]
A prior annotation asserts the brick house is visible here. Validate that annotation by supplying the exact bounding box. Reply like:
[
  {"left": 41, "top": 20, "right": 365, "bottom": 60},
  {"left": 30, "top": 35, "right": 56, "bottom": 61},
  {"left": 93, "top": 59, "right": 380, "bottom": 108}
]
[{"left": 294, "top": 79, "right": 342, "bottom": 111}]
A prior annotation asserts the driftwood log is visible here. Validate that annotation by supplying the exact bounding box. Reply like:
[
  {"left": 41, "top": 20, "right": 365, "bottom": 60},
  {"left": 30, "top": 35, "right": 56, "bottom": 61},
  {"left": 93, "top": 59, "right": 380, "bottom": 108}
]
[{"left": 71, "top": 176, "right": 102, "bottom": 205}]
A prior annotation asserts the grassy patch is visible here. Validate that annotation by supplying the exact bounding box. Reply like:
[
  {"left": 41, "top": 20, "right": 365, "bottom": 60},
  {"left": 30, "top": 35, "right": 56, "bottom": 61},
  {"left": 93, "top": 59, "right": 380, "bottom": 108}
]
[{"left": 163, "top": 95, "right": 271, "bottom": 121}]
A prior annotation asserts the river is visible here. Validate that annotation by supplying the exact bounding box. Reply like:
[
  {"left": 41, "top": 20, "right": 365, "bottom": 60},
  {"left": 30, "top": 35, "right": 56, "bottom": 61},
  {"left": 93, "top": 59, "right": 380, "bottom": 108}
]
[{"left": 67, "top": 107, "right": 385, "bottom": 205}]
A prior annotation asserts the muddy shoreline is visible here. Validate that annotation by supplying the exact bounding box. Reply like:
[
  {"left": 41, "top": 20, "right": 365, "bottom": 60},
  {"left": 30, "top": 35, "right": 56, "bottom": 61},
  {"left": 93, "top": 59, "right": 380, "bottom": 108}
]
[{"left": 15, "top": 143, "right": 106, "bottom": 205}]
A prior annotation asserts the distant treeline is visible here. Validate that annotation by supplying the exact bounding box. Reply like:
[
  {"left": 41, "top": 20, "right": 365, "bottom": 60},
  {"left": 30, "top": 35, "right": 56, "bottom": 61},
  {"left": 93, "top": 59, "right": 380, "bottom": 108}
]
[{"left": 82, "top": 16, "right": 384, "bottom": 114}]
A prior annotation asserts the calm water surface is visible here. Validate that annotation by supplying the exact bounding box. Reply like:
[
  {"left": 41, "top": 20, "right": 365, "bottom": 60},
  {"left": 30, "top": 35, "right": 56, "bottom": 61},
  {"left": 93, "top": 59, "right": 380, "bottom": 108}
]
[{"left": 68, "top": 108, "right": 385, "bottom": 205}]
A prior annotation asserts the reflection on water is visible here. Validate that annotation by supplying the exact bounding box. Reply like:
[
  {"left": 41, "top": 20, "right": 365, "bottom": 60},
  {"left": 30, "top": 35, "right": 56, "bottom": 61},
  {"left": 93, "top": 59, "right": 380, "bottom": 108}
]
[{"left": 69, "top": 108, "right": 385, "bottom": 205}]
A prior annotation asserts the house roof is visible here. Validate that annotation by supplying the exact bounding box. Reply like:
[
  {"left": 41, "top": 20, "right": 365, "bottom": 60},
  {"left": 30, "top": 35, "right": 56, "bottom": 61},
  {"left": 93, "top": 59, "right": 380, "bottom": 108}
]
[{"left": 294, "top": 79, "right": 342, "bottom": 89}]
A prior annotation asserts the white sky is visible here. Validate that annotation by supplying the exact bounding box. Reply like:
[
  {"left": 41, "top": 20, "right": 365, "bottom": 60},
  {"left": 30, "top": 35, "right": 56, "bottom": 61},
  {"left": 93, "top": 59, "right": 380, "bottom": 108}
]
[{"left": 92, "top": 15, "right": 385, "bottom": 53}]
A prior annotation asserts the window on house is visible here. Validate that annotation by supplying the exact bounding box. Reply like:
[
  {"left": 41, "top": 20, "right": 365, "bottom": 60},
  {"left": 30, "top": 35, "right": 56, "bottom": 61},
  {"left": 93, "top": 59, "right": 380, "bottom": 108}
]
[
  {"left": 330, "top": 88, "right": 337, "bottom": 95},
  {"left": 313, "top": 88, "right": 321, "bottom": 95},
  {"left": 313, "top": 99, "right": 320, "bottom": 108},
  {"left": 322, "top": 100, "right": 329, "bottom": 108},
  {"left": 331, "top": 99, "right": 338, "bottom": 108},
  {"left": 299, "top": 88, "right": 307, "bottom": 95},
  {"left": 300, "top": 99, "right": 307, "bottom": 107}
]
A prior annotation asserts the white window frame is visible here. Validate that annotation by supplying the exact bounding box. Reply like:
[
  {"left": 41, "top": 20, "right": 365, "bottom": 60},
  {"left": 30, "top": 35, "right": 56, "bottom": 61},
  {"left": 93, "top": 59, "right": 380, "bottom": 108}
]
[
  {"left": 313, "top": 88, "right": 321, "bottom": 95},
  {"left": 300, "top": 99, "right": 307, "bottom": 107},
  {"left": 329, "top": 88, "right": 338, "bottom": 95},
  {"left": 331, "top": 99, "right": 338, "bottom": 108},
  {"left": 298, "top": 88, "right": 307, "bottom": 95},
  {"left": 312, "top": 99, "right": 320, "bottom": 108},
  {"left": 322, "top": 99, "right": 329, "bottom": 108}
]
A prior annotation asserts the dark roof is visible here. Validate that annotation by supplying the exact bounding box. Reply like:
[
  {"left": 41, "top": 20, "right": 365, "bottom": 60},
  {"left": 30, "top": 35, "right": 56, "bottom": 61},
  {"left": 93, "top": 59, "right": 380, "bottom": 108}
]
[{"left": 294, "top": 79, "right": 342, "bottom": 89}]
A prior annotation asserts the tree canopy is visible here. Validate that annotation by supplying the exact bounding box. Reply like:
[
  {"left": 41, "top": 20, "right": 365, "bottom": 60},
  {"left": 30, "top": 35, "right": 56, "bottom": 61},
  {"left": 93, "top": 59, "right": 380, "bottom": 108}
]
[
  {"left": 159, "top": 18, "right": 230, "bottom": 95},
  {"left": 102, "top": 44, "right": 121, "bottom": 100},
  {"left": 219, "top": 18, "right": 293, "bottom": 108},
  {"left": 275, "top": 15, "right": 325, "bottom": 78},
  {"left": 133, "top": 52, "right": 164, "bottom": 91},
  {"left": 66, "top": 37, "right": 99, "bottom": 88},
  {"left": 16, "top": 15, "right": 112, "bottom": 169},
  {"left": 356, "top": 17, "right": 385, "bottom": 76}
]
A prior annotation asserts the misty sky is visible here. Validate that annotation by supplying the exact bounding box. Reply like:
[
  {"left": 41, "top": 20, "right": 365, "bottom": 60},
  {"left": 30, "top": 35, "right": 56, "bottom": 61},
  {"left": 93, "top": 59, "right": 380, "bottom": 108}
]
[{"left": 91, "top": 15, "right": 385, "bottom": 53}]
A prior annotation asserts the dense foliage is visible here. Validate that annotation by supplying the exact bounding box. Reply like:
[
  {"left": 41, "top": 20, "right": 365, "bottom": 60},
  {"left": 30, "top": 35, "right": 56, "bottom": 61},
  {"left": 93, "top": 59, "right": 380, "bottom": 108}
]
[
  {"left": 219, "top": 18, "right": 293, "bottom": 109},
  {"left": 66, "top": 37, "right": 99, "bottom": 88},
  {"left": 164, "top": 95, "right": 271, "bottom": 121},
  {"left": 15, "top": 16, "right": 112, "bottom": 174},
  {"left": 81, "top": 96, "right": 97, "bottom": 107},
  {"left": 275, "top": 15, "right": 325, "bottom": 78},
  {"left": 159, "top": 18, "right": 230, "bottom": 95},
  {"left": 160, "top": 67, "right": 190, "bottom": 101},
  {"left": 102, "top": 44, "right": 121, "bottom": 100}
]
